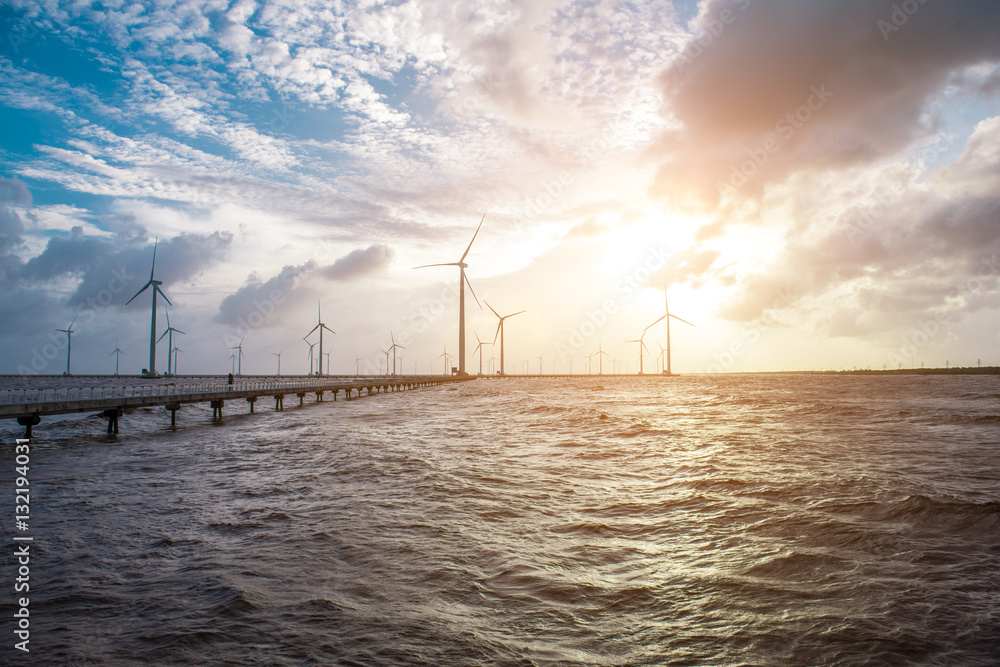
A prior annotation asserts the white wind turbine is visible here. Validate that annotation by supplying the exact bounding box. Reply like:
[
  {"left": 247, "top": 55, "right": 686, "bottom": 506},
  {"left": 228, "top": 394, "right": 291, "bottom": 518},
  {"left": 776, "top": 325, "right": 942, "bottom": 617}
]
[
  {"left": 413, "top": 215, "right": 485, "bottom": 375},
  {"left": 306, "top": 301, "right": 335, "bottom": 375},
  {"left": 156, "top": 309, "right": 185, "bottom": 375},
  {"left": 55, "top": 315, "right": 77, "bottom": 375},
  {"left": 485, "top": 301, "right": 526, "bottom": 376},
  {"left": 109, "top": 337, "right": 124, "bottom": 376},
  {"left": 273, "top": 348, "right": 284, "bottom": 376},
  {"left": 625, "top": 336, "right": 650, "bottom": 374},
  {"left": 126, "top": 238, "right": 171, "bottom": 376},
  {"left": 644, "top": 286, "right": 695, "bottom": 375},
  {"left": 438, "top": 345, "right": 452, "bottom": 375},
  {"left": 229, "top": 336, "right": 246, "bottom": 375}
]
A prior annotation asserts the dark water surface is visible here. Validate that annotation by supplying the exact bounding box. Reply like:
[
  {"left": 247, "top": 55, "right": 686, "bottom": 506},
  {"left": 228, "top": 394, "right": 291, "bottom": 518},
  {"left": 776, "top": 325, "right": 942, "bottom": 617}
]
[{"left": 2, "top": 374, "right": 999, "bottom": 665}]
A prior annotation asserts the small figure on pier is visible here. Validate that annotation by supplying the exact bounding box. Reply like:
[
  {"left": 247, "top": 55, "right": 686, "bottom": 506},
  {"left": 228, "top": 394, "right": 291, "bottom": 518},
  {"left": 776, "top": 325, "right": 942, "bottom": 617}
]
[{"left": 227, "top": 373, "right": 234, "bottom": 388}]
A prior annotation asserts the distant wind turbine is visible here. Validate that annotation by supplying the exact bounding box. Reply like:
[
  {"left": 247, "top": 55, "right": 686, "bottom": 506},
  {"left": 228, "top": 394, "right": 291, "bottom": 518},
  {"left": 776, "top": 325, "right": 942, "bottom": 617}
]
[
  {"left": 229, "top": 353, "right": 236, "bottom": 374},
  {"left": 156, "top": 309, "right": 185, "bottom": 375},
  {"left": 324, "top": 351, "right": 331, "bottom": 376},
  {"left": 485, "top": 301, "right": 526, "bottom": 376},
  {"left": 304, "top": 338, "right": 317, "bottom": 375},
  {"left": 593, "top": 340, "right": 610, "bottom": 375},
  {"left": 388, "top": 332, "right": 405, "bottom": 375},
  {"left": 109, "top": 338, "right": 124, "bottom": 376},
  {"left": 126, "top": 238, "right": 171, "bottom": 376},
  {"left": 354, "top": 353, "right": 362, "bottom": 375},
  {"left": 536, "top": 352, "right": 544, "bottom": 375},
  {"left": 229, "top": 337, "right": 246, "bottom": 375},
  {"left": 626, "top": 337, "right": 650, "bottom": 374},
  {"left": 306, "top": 301, "right": 335, "bottom": 375},
  {"left": 173, "top": 347, "right": 182, "bottom": 374},
  {"left": 413, "top": 214, "right": 485, "bottom": 375},
  {"left": 438, "top": 345, "right": 452, "bottom": 375},
  {"left": 473, "top": 331, "right": 490, "bottom": 375},
  {"left": 273, "top": 348, "right": 284, "bottom": 376},
  {"left": 644, "top": 286, "right": 695, "bottom": 375},
  {"left": 55, "top": 315, "right": 77, "bottom": 375}
]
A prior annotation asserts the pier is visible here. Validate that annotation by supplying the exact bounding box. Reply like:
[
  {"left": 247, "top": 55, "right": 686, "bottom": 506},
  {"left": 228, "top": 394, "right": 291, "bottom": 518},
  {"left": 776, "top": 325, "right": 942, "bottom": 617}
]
[{"left": 0, "top": 375, "right": 472, "bottom": 437}]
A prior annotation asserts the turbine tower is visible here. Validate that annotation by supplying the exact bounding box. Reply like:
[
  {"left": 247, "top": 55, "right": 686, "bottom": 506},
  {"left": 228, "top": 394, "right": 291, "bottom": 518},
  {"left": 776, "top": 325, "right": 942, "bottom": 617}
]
[
  {"left": 644, "top": 286, "right": 695, "bottom": 375},
  {"left": 306, "top": 301, "right": 335, "bottom": 375},
  {"left": 485, "top": 301, "right": 525, "bottom": 376},
  {"left": 172, "top": 347, "right": 182, "bottom": 374},
  {"left": 156, "top": 309, "right": 185, "bottom": 375},
  {"left": 109, "top": 337, "right": 124, "bottom": 376},
  {"left": 414, "top": 214, "right": 485, "bottom": 375},
  {"left": 55, "top": 315, "right": 77, "bottom": 375},
  {"left": 273, "top": 348, "right": 284, "bottom": 376},
  {"left": 126, "top": 238, "right": 171, "bottom": 376}
]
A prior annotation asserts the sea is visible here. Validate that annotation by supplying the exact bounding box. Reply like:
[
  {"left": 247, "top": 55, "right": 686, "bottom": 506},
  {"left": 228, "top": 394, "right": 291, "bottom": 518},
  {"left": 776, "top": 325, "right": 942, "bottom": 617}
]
[{"left": 1, "top": 373, "right": 998, "bottom": 666}]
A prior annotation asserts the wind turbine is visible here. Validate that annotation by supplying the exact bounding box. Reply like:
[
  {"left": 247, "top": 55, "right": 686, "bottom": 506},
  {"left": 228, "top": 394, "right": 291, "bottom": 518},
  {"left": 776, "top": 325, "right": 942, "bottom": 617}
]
[
  {"left": 473, "top": 331, "right": 490, "bottom": 375},
  {"left": 381, "top": 346, "right": 391, "bottom": 376},
  {"left": 229, "top": 353, "right": 236, "bottom": 374},
  {"left": 388, "top": 332, "right": 405, "bottom": 375},
  {"left": 644, "top": 286, "right": 695, "bottom": 375},
  {"left": 229, "top": 337, "right": 245, "bottom": 375},
  {"left": 304, "top": 338, "right": 317, "bottom": 375},
  {"left": 485, "top": 301, "right": 526, "bottom": 376},
  {"left": 109, "top": 338, "right": 124, "bottom": 376},
  {"left": 626, "top": 337, "right": 650, "bottom": 374},
  {"left": 273, "top": 348, "right": 284, "bottom": 376},
  {"left": 173, "top": 347, "right": 182, "bottom": 374},
  {"left": 438, "top": 345, "right": 452, "bottom": 375},
  {"left": 306, "top": 301, "right": 335, "bottom": 375},
  {"left": 156, "top": 309, "right": 185, "bottom": 375},
  {"left": 126, "top": 238, "right": 171, "bottom": 376},
  {"left": 55, "top": 315, "right": 77, "bottom": 375},
  {"left": 413, "top": 214, "right": 485, "bottom": 375},
  {"left": 593, "top": 340, "right": 610, "bottom": 375},
  {"left": 324, "top": 351, "right": 331, "bottom": 376},
  {"left": 354, "top": 353, "right": 362, "bottom": 375},
  {"left": 536, "top": 352, "right": 544, "bottom": 375}
]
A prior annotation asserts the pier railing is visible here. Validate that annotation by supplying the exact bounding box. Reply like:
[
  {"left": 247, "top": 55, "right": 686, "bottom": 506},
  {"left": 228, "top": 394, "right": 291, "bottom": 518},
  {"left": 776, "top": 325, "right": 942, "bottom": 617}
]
[{"left": 0, "top": 376, "right": 442, "bottom": 406}]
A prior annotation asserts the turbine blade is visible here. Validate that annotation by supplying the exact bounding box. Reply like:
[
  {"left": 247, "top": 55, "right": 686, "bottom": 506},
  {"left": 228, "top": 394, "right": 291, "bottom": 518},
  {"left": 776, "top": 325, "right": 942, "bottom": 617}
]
[
  {"left": 643, "top": 314, "right": 667, "bottom": 332},
  {"left": 155, "top": 285, "right": 172, "bottom": 307},
  {"left": 174, "top": 328, "right": 186, "bottom": 335},
  {"left": 459, "top": 213, "right": 485, "bottom": 262},
  {"left": 485, "top": 301, "right": 501, "bottom": 319},
  {"left": 68, "top": 314, "right": 77, "bottom": 330},
  {"left": 506, "top": 310, "right": 526, "bottom": 319},
  {"left": 157, "top": 330, "right": 169, "bottom": 343},
  {"left": 150, "top": 237, "right": 158, "bottom": 282},
  {"left": 413, "top": 262, "right": 461, "bottom": 269},
  {"left": 307, "top": 324, "right": 320, "bottom": 336},
  {"left": 465, "top": 273, "right": 482, "bottom": 309},
  {"left": 493, "top": 321, "right": 501, "bottom": 345},
  {"left": 125, "top": 282, "right": 153, "bottom": 305},
  {"left": 669, "top": 313, "right": 695, "bottom": 327}
]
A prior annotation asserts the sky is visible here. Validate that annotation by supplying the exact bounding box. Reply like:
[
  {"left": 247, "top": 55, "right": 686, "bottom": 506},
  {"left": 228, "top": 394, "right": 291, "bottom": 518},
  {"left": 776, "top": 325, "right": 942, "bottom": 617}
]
[{"left": 1, "top": 0, "right": 999, "bottom": 376}]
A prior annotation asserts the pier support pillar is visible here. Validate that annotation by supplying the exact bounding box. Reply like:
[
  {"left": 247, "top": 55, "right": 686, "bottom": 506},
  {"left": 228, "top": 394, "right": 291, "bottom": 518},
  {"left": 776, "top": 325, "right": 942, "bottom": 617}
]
[
  {"left": 331, "top": 390, "right": 337, "bottom": 401},
  {"left": 17, "top": 415, "right": 40, "bottom": 439},
  {"left": 274, "top": 395, "right": 284, "bottom": 411},
  {"left": 246, "top": 396, "right": 257, "bottom": 413},
  {"left": 297, "top": 392, "right": 305, "bottom": 406},
  {"left": 316, "top": 391, "right": 323, "bottom": 402},
  {"left": 211, "top": 400, "right": 224, "bottom": 419},
  {"left": 102, "top": 409, "right": 122, "bottom": 435},
  {"left": 165, "top": 404, "right": 180, "bottom": 428}
]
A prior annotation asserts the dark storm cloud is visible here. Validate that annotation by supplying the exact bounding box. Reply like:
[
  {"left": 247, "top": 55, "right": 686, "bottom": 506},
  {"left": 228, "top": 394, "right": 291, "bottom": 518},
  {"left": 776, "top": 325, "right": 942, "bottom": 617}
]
[
  {"left": 18, "top": 230, "right": 235, "bottom": 308},
  {"left": 215, "top": 244, "right": 395, "bottom": 326},
  {"left": 652, "top": 0, "right": 1000, "bottom": 209}
]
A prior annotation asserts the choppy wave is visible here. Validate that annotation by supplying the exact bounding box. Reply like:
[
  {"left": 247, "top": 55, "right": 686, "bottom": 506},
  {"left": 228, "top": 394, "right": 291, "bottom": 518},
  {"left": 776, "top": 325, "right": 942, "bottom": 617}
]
[{"left": 1, "top": 374, "right": 999, "bottom": 665}]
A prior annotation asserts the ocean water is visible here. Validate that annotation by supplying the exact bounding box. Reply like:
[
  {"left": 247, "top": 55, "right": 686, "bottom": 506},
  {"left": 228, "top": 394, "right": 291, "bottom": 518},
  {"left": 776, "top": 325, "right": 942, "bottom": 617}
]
[{"left": 1, "top": 374, "right": 999, "bottom": 665}]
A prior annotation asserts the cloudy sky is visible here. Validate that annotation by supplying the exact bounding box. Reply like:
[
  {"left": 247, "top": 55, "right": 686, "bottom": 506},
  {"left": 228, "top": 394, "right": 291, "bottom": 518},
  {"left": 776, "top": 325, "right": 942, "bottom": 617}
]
[{"left": 2, "top": 0, "right": 999, "bottom": 376}]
